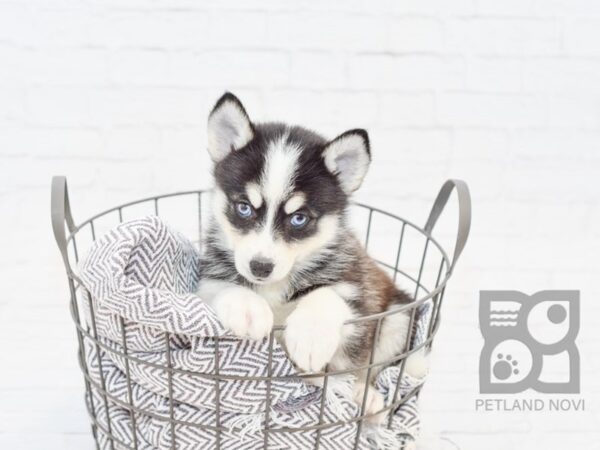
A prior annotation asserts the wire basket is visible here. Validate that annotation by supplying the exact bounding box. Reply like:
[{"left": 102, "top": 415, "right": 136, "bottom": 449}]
[{"left": 51, "top": 176, "right": 471, "bottom": 449}]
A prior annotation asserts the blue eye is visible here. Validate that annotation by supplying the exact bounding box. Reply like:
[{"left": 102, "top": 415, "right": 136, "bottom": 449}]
[
  {"left": 236, "top": 202, "right": 253, "bottom": 218},
  {"left": 290, "top": 213, "right": 309, "bottom": 228}
]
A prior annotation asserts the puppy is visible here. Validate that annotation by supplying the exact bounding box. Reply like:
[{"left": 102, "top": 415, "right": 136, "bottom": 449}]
[{"left": 197, "top": 93, "right": 422, "bottom": 419}]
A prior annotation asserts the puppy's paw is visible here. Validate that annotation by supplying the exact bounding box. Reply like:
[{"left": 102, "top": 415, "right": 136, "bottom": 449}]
[
  {"left": 284, "top": 313, "right": 340, "bottom": 372},
  {"left": 404, "top": 348, "right": 430, "bottom": 379},
  {"left": 284, "top": 288, "right": 351, "bottom": 372},
  {"left": 353, "top": 383, "right": 385, "bottom": 425},
  {"left": 213, "top": 286, "right": 273, "bottom": 340}
]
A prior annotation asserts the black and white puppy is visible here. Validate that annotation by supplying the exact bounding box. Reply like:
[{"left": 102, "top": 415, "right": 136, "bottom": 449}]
[{"left": 197, "top": 93, "right": 424, "bottom": 417}]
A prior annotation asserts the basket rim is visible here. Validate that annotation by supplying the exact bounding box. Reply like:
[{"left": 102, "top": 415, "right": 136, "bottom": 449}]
[
  {"left": 63, "top": 190, "right": 454, "bottom": 331},
  {"left": 67, "top": 188, "right": 454, "bottom": 300},
  {"left": 64, "top": 189, "right": 454, "bottom": 326}
]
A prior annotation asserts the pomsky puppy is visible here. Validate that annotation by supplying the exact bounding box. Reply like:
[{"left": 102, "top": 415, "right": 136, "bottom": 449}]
[{"left": 197, "top": 93, "right": 425, "bottom": 418}]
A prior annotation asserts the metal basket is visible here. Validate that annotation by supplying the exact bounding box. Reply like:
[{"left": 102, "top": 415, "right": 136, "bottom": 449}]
[{"left": 51, "top": 176, "right": 471, "bottom": 449}]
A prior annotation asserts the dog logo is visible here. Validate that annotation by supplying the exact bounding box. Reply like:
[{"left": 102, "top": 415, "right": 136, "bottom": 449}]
[{"left": 479, "top": 290, "right": 580, "bottom": 394}]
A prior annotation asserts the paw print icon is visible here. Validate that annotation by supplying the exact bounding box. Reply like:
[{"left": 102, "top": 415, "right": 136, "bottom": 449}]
[
  {"left": 479, "top": 291, "right": 580, "bottom": 394},
  {"left": 493, "top": 353, "right": 520, "bottom": 380}
]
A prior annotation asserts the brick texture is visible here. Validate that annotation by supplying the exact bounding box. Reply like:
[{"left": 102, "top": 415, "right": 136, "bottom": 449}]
[{"left": 1, "top": 1, "right": 599, "bottom": 449}]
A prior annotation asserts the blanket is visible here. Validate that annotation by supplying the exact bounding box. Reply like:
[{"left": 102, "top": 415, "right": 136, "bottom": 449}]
[{"left": 77, "top": 216, "right": 427, "bottom": 449}]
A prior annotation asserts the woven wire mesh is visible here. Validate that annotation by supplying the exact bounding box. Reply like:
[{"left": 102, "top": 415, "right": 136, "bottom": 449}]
[{"left": 52, "top": 180, "right": 468, "bottom": 450}]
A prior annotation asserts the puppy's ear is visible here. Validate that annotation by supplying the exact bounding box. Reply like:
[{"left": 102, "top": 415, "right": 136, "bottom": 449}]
[
  {"left": 322, "top": 129, "right": 371, "bottom": 194},
  {"left": 207, "top": 92, "right": 254, "bottom": 162}
]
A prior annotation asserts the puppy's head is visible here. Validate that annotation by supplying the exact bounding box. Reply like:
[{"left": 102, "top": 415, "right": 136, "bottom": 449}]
[{"left": 207, "top": 92, "right": 371, "bottom": 285}]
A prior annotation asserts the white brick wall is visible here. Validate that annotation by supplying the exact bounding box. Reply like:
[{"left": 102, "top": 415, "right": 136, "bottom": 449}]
[{"left": 1, "top": 1, "right": 599, "bottom": 449}]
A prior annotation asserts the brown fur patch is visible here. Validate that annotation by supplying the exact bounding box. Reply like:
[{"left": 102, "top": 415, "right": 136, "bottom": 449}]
[{"left": 335, "top": 236, "right": 413, "bottom": 367}]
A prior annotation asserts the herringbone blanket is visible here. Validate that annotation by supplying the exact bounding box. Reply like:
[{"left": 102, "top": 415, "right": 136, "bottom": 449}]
[{"left": 77, "top": 216, "right": 425, "bottom": 449}]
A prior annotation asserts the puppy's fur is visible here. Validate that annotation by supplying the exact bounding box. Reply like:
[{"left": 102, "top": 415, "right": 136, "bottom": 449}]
[{"left": 197, "top": 93, "right": 423, "bottom": 419}]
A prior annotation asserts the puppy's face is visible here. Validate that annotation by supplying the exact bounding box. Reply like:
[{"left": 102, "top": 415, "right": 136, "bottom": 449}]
[{"left": 207, "top": 93, "right": 371, "bottom": 285}]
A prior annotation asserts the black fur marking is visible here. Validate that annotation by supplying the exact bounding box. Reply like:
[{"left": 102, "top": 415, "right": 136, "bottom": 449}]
[
  {"left": 213, "top": 122, "right": 349, "bottom": 242},
  {"left": 224, "top": 199, "right": 266, "bottom": 234},
  {"left": 199, "top": 225, "right": 245, "bottom": 284},
  {"left": 203, "top": 103, "right": 412, "bottom": 370}
]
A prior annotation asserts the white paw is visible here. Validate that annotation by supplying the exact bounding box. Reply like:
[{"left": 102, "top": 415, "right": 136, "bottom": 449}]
[
  {"left": 284, "top": 288, "right": 352, "bottom": 372},
  {"left": 353, "top": 383, "right": 385, "bottom": 425},
  {"left": 213, "top": 286, "right": 273, "bottom": 340},
  {"left": 284, "top": 308, "right": 341, "bottom": 372},
  {"left": 404, "top": 348, "right": 430, "bottom": 379}
]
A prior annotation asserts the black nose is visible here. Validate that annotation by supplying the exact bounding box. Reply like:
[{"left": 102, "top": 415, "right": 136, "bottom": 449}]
[{"left": 249, "top": 258, "right": 274, "bottom": 278}]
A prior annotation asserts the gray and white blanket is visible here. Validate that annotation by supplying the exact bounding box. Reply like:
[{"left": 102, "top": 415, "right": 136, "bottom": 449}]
[{"left": 77, "top": 216, "right": 426, "bottom": 449}]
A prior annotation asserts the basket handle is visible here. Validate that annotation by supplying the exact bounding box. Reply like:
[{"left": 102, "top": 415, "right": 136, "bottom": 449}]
[
  {"left": 51, "top": 176, "right": 76, "bottom": 274},
  {"left": 424, "top": 179, "right": 471, "bottom": 271}
]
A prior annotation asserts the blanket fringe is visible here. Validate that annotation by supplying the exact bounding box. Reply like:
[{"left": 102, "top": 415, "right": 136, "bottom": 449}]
[
  {"left": 363, "top": 425, "right": 416, "bottom": 450},
  {"left": 323, "top": 374, "right": 355, "bottom": 417},
  {"left": 228, "top": 412, "right": 264, "bottom": 440}
]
